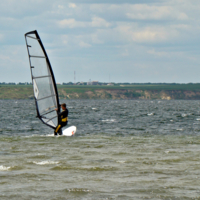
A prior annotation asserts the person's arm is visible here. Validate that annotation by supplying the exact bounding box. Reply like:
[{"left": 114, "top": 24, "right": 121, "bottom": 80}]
[
  {"left": 55, "top": 108, "right": 62, "bottom": 116},
  {"left": 55, "top": 104, "right": 61, "bottom": 112}
]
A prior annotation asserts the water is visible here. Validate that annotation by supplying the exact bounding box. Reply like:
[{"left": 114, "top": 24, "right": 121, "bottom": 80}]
[{"left": 1, "top": 100, "right": 200, "bottom": 199}]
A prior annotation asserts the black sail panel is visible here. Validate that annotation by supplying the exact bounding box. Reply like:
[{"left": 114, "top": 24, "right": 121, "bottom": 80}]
[{"left": 25, "top": 30, "right": 60, "bottom": 129}]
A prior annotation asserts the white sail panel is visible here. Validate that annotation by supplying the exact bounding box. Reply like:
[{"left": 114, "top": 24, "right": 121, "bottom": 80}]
[{"left": 33, "top": 79, "right": 39, "bottom": 99}]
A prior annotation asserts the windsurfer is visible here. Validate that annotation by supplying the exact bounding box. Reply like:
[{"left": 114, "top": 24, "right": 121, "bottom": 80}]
[{"left": 54, "top": 103, "right": 68, "bottom": 135}]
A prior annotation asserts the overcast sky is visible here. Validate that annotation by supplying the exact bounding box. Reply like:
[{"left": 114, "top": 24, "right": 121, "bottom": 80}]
[{"left": 0, "top": 0, "right": 200, "bottom": 83}]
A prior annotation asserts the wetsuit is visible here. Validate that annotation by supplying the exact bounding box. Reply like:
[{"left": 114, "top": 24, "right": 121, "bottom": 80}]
[{"left": 54, "top": 108, "right": 68, "bottom": 135}]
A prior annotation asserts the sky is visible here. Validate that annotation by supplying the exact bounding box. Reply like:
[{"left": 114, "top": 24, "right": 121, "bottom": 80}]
[{"left": 0, "top": 0, "right": 200, "bottom": 83}]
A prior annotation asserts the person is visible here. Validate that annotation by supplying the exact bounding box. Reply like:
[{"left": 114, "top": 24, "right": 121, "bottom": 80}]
[{"left": 54, "top": 103, "right": 68, "bottom": 135}]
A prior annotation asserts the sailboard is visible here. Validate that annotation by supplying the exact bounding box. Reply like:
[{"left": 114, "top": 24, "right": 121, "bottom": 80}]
[{"left": 25, "top": 30, "right": 76, "bottom": 136}]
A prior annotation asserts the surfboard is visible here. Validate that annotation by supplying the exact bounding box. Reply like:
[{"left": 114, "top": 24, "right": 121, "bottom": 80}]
[
  {"left": 24, "top": 30, "right": 77, "bottom": 136},
  {"left": 62, "top": 126, "right": 76, "bottom": 136}
]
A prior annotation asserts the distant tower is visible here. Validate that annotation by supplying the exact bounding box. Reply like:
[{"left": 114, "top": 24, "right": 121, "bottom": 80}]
[
  {"left": 87, "top": 79, "right": 92, "bottom": 85},
  {"left": 74, "top": 71, "right": 76, "bottom": 85}
]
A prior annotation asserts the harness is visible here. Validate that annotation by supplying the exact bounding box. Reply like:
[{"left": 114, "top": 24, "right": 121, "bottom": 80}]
[{"left": 61, "top": 117, "right": 68, "bottom": 122}]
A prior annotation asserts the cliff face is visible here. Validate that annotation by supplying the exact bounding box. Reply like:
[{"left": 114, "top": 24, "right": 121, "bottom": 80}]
[
  {"left": 1, "top": 85, "right": 200, "bottom": 100},
  {"left": 58, "top": 89, "right": 200, "bottom": 100}
]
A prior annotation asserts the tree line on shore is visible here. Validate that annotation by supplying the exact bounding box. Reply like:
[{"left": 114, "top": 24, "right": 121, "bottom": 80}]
[{"left": 1, "top": 82, "right": 200, "bottom": 86}]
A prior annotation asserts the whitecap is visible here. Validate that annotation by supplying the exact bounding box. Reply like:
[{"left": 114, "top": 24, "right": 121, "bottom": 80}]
[
  {"left": 117, "top": 161, "right": 126, "bottom": 164},
  {"left": 177, "top": 128, "right": 183, "bottom": 131},
  {"left": 147, "top": 113, "right": 154, "bottom": 116},
  {"left": 67, "top": 188, "right": 92, "bottom": 193},
  {"left": 24, "top": 134, "right": 54, "bottom": 138},
  {"left": 102, "top": 119, "right": 116, "bottom": 123},
  {"left": 181, "top": 114, "right": 187, "bottom": 117},
  {"left": 196, "top": 118, "right": 200, "bottom": 121},
  {"left": 0, "top": 165, "right": 11, "bottom": 171},
  {"left": 33, "top": 161, "right": 59, "bottom": 165},
  {"left": 92, "top": 108, "right": 97, "bottom": 110},
  {"left": 46, "top": 134, "right": 55, "bottom": 137},
  {"left": 31, "top": 121, "right": 39, "bottom": 124}
]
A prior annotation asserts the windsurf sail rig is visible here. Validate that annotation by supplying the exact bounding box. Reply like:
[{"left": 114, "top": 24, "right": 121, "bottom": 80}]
[{"left": 25, "top": 30, "right": 60, "bottom": 129}]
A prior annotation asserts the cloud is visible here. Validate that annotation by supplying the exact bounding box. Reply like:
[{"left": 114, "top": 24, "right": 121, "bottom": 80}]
[
  {"left": 89, "top": 3, "right": 190, "bottom": 22},
  {"left": 91, "top": 34, "right": 104, "bottom": 44},
  {"left": 0, "top": 0, "right": 200, "bottom": 83},
  {"left": 69, "top": 3, "right": 77, "bottom": 8},
  {"left": 58, "top": 5, "right": 64, "bottom": 9},
  {"left": 0, "top": 55, "right": 9, "bottom": 60},
  {"left": 147, "top": 49, "right": 170, "bottom": 57},
  {"left": 79, "top": 41, "right": 91, "bottom": 48},
  {"left": 58, "top": 17, "right": 110, "bottom": 28},
  {"left": 58, "top": 18, "right": 76, "bottom": 28},
  {"left": 0, "top": 45, "right": 30, "bottom": 82},
  {"left": 91, "top": 17, "right": 110, "bottom": 27},
  {"left": 115, "top": 25, "right": 171, "bottom": 43},
  {"left": 121, "top": 49, "right": 129, "bottom": 57},
  {"left": 72, "top": 0, "right": 160, "bottom": 4},
  {"left": 89, "top": 23, "right": 180, "bottom": 45},
  {"left": 126, "top": 5, "right": 189, "bottom": 20}
]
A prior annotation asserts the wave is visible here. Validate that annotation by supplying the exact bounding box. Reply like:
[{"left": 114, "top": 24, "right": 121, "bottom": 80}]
[
  {"left": 0, "top": 165, "right": 11, "bottom": 171},
  {"left": 65, "top": 188, "right": 92, "bottom": 193},
  {"left": 116, "top": 160, "right": 126, "bottom": 164},
  {"left": 33, "top": 161, "right": 59, "bottom": 165},
  {"left": 102, "top": 119, "right": 116, "bottom": 123},
  {"left": 176, "top": 128, "right": 183, "bottom": 131}
]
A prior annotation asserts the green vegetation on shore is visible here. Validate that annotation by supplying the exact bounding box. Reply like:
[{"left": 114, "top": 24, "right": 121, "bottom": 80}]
[{"left": 1, "top": 84, "right": 200, "bottom": 100}]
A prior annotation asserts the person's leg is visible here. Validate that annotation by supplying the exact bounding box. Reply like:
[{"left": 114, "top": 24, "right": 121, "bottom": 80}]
[
  {"left": 58, "top": 127, "right": 63, "bottom": 135},
  {"left": 54, "top": 124, "right": 61, "bottom": 136},
  {"left": 58, "top": 122, "right": 68, "bottom": 135}
]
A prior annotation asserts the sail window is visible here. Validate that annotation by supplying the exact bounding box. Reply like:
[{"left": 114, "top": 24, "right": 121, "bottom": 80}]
[{"left": 25, "top": 30, "right": 60, "bottom": 129}]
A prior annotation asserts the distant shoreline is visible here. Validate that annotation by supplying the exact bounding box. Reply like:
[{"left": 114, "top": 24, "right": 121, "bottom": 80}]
[{"left": 1, "top": 84, "right": 200, "bottom": 100}]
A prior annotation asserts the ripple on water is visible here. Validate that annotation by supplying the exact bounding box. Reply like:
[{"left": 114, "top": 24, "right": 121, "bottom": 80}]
[
  {"left": 1, "top": 100, "right": 200, "bottom": 199},
  {"left": 33, "top": 161, "right": 59, "bottom": 165},
  {"left": 64, "top": 188, "right": 92, "bottom": 194}
]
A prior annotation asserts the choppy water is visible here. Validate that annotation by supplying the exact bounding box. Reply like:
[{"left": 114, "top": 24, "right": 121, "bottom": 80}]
[{"left": 1, "top": 100, "right": 200, "bottom": 199}]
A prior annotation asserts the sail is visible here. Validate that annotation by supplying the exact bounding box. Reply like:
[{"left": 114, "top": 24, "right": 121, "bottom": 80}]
[{"left": 25, "top": 30, "right": 60, "bottom": 129}]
